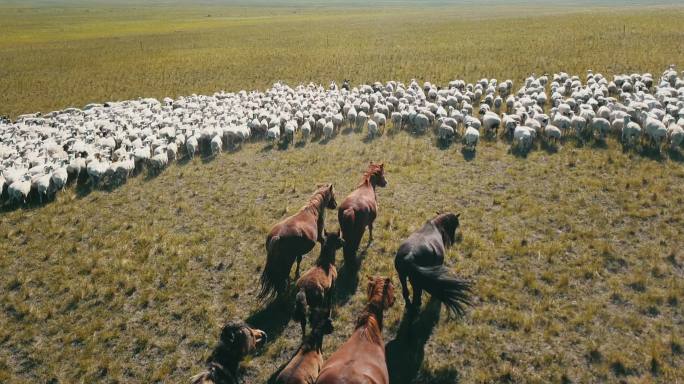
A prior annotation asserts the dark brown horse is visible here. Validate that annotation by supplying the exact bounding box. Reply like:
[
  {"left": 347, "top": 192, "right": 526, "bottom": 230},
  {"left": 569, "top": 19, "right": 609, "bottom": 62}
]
[
  {"left": 191, "top": 321, "right": 267, "bottom": 384},
  {"left": 259, "top": 184, "right": 337, "bottom": 302},
  {"left": 293, "top": 229, "right": 343, "bottom": 337},
  {"left": 275, "top": 316, "right": 334, "bottom": 384},
  {"left": 315, "top": 276, "right": 395, "bottom": 384},
  {"left": 338, "top": 162, "right": 387, "bottom": 266},
  {"left": 394, "top": 212, "right": 471, "bottom": 316}
]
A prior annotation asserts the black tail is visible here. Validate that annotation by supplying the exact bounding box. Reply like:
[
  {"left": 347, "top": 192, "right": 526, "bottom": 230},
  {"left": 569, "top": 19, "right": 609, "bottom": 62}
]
[
  {"left": 407, "top": 263, "right": 472, "bottom": 317},
  {"left": 258, "top": 237, "right": 287, "bottom": 303}
]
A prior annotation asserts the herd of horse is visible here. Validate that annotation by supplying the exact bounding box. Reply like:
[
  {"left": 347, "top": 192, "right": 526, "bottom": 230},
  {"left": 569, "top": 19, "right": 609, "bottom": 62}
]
[{"left": 191, "top": 162, "right": 473, "bottom": 384}]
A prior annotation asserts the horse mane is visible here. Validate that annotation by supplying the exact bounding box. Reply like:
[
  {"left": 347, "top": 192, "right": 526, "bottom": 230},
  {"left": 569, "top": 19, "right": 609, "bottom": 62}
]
[
  {"left": 432, "top": 213, "right": 459, "bottom": 248},
  {"left": 357, "top": 163, "right": 383, "bottom": 188},
  {"left": 354, "top": 278, "right": 391, "bottom": 344},
  {"left": 302, "top": 185, "right": 331, "bottom": 214}
]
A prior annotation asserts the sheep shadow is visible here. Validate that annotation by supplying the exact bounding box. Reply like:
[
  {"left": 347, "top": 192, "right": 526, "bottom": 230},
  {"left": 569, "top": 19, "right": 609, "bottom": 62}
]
[
  {"left": 295, "top": 140, "right": 307, "bottom": 148},
  {"left": 246, "top": 295, "right": 293, "bottom": 350},
  {"left": 385, "top": 297, "right": 443, "bottom": 384},
  {"left": 591, "top": 139, "right": 608, "bottom": 150},
  {"left": 460, "top": 147, "right": 476, "bottom": 161},
  {"left": 540, "top": 140, "right": 559, "bottom": 154},
  {"left": 638, "top": 146, "right": 667, "bottom": 162},
  {"left": 362, "top": 136, "right": 377, "bottom": 144},
  {"left": 510, "top": 145, "right": 530, "bottom": 158},
  {"left": 261, "top": 144, "right": 276, "bottom": 153},
  {"left": 436, "top": 139, "right": 454, "bottom": 151},
  {"left": 341, "top": 127, "right": 354, "bottom": 135},
  {"left": 668, "top": 148, "right": 684, "bottom": 163}
]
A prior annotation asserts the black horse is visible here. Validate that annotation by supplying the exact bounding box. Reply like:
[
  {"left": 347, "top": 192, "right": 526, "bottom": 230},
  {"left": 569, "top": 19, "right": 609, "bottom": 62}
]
[{"left": 394, "top": 212, "right": 472, "bottom": 316}]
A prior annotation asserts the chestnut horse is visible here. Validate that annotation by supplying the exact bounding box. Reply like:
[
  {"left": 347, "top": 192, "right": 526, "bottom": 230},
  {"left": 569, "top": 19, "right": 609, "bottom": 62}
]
[
  {"left": 259, "top": 184, "right": 337, "bottom": 302},
  {"left": 191, "top": 321, "right": 267, "bottom": 384},
  {"left": 294, "top": 229, "right": 343, "bottom": 337},
  {"left": 338, "top": 162, "right": 387, "bottom": 266},
  {"left": 275, "top": 316, "right": 334, "bottom": 384},
  {"left": 315, "top": 276, "right": 395, "bottom": 384},
  {"left": 394, "top": 212, "right": 471, "bottom": 316}
]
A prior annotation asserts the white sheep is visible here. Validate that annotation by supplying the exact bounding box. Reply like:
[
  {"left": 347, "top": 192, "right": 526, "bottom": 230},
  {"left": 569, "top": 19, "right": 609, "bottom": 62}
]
[
  {"left": 463, "top": 125, "right": 480, "bottom": 150},
  {"left": 367, "top": 120, "right": 378, "bottom": 139},
  {"left": 186, "top": 136, "right": 198, "bottom": 159}
]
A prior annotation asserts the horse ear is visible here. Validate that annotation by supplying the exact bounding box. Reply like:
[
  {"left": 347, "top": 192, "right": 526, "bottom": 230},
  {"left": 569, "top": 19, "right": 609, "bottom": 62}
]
[
  {"left": 456, "top": 213, "right": 461, "bottom": 219},
  {"left": 380, "top": 163, "right": 384, "bottom": 169},
  {"left": 329, "top": 184, "right": 334, "bottom": 192}
]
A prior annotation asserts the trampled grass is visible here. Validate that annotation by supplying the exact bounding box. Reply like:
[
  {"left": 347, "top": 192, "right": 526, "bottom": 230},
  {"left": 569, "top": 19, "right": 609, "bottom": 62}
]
[{"left": 1, "top": 132, "right": 683, "bottom": 383}]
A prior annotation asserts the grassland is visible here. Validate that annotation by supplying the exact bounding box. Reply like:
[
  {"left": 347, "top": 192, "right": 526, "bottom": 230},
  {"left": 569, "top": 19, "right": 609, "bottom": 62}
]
[
  {"left": 1, "top": 2, "right": 683, "bottom": 118},
  {"left": 2, "top": 2, "right": 684, "bottom": 383},
  {"left": 1, "top": 133, "right": 683, "bottom": 383}
]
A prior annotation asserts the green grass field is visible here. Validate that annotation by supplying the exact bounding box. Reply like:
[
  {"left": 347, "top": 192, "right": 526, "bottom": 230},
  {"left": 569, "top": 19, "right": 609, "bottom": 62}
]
[
  {"left": 1, "top": 2, "right": 684, "bottom": 383},
  {"left": 1, "top": 2, "right": 683, "bottom": 118}
]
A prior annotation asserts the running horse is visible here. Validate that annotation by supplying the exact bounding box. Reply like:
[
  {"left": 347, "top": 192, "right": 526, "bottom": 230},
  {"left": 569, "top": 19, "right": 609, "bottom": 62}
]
[
  {"left": 259, "top": 184, "right": 337, "bottom": 302},
  {"left": 315, "top": 276, "right": 395, "bottom": 384},
  {"left": 394, "top": 212, "right": 471, "bottom": 315},
  {"left": 338, "top": 162, "right": 387, "bottom": 266}
]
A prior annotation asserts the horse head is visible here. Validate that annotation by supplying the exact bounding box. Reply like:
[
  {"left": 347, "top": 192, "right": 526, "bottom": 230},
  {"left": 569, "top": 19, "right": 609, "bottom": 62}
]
[
  {"left": 366, "top": 276, "right": 395, "bottom": 310},
  {"left": 433, "top": 212, "right": 461, "bottom": 247},
  {"left": 366, "top": 162, "right": 387, "bottom": 188}
]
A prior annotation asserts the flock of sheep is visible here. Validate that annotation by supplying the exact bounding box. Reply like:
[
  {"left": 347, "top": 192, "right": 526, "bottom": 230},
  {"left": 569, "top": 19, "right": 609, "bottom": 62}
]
[{"left": 1, "top": 66, "right": 683, "bottom": 206}]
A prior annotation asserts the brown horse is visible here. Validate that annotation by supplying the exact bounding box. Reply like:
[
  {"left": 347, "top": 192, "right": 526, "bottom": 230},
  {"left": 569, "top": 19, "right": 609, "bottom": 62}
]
[
  {"left": 338, "top": 162, "right": 387, "bottom": 266},
  {"left": 191, "top": 321, "right": 267, "bottom": 384},
  {"left": 275, "top": 316, "right": 334, "bottom": 384},
  {"left": 293, "top": 229, "right": 343, "bottom": 337},
  {"left": 315, "top": 276, "right": 395, "bottom": 384},
  {"left": 259, "top": 184, "right": 337, "bottom": 302},
  {"left": 394, "top": 212, "right": 471, "bottom": 316}
]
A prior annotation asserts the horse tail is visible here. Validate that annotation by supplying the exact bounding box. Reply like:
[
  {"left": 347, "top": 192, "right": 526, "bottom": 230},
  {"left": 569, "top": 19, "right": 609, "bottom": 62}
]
[
  {"left": 258, "top": 235, "right": 286, "bottom": 302},
  {"left": 339, "top": 208, "right": 360, "bottom": 264},
  {"left": 293, "top": 289, "right": 307, "bottom": 325},
  {"left": 406, "top": 263, "right": 472, "bottom": 317}
]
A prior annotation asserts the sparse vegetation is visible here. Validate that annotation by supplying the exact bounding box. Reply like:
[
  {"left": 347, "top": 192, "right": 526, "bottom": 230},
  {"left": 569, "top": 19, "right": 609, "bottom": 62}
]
[{"left": 1, "top": 1, "right": 684, "bottom": 383}]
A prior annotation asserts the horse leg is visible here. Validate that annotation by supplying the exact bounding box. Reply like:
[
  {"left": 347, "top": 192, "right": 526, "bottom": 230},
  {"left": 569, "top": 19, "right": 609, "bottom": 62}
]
[
  {"left": 295, "top": 254, "right": 302, "bottom": 279},
  {"left": 399, "top": 270, "right": 411, "bottom": 307},
  {"left": 367, "top": 221, "right": 374, "bottom": 245},
  {"left": 412, "top": 283, "right": 423, "bottom": 311}
]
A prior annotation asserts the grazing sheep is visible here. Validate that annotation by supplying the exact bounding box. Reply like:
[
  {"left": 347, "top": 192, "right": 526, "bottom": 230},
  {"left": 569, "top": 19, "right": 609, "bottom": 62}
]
[
  {"left": 367, "top": 120, "right": 379, "bottom": 139},
  {"left": 8, "top": 175, "right": 31, "bottom": 204},
  {"left": 323, "top": 121, "right": 334, "bottom": 140},
  {"left": 668, "top": 123, "right": 684, "bottom": 149},
  {"left": 437, "top": 123, "right": 455, "bottom": 144},
  {"left": 267, "top": 126, "right": 281, "bottom": 143},
  {"left": 592, "top": 118, "right": 611, "bottom": 140},
  {"left": 544, "top": 124, "right": 562, "bottom": 145},
  {"left": 186, "top": 136, "right": 199, "bottom": 159},
  {"left": 210, "top": 135, "right": 222, "bottom": 155},
  {"left": 463, "top": 124, "right": 480, "bottom": 150},
  {"left": 621, "top": 115, "right": 641, "bottom": 146},
  {"left": 481, "top": 112, "right": 501, "bottom": 137}
]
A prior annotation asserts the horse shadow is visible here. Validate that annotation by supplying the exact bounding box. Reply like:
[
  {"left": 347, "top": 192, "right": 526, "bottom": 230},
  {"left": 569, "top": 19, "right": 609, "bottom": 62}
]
[
  {"left": 334, "top": 257, "right": 363, "bottom": 307},
  {"left": 246, "top": 296, "right": 293, "bottom": 350},
  {"left": 385, "top": 297, "right": 444, "bottom": 384}
]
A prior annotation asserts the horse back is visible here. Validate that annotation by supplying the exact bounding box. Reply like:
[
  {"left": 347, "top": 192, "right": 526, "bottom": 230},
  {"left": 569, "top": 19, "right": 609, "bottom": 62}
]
[
  {"left": 316, "top": 330, "right": 388, "bottom": 384},
  {"left": 396, "top": 223, "right": 445, "bottom": 266},
  {"left": 276, "top": 349, "right": 323, "bottom": 384}
]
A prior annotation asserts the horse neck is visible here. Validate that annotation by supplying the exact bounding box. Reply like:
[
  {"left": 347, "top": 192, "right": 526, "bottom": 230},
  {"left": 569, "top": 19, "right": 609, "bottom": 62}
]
[
  {"left": 316, "top": 244, "right": 336, "bottom": 269},
  {"left": 355, "top": 302, "right": 384, "bottom": 345},
  {"left": 207, "top": 345, "right": 240, "bottom": 382},
  {"left": 304, "top": 191, "right": 327, "bottom": 220}
]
